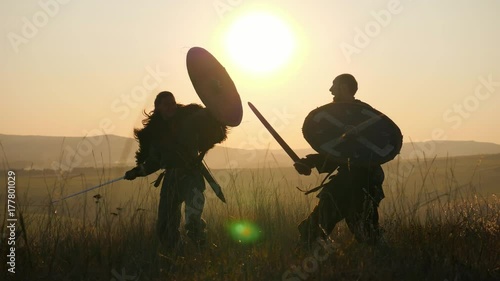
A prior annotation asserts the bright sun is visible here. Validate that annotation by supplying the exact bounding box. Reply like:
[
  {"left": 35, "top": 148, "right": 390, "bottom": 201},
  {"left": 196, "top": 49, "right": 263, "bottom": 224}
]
[{"left": 224, "top": 12, "right": 296, "bottom": 74}]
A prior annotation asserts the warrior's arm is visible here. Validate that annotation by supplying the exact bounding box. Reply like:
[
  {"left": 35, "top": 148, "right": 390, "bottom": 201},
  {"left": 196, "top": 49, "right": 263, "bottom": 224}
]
[
  {"left": 140, "top": 144, "right": 164, "bottom": 175},
  {"left": 298, "top": 154, "right": 340, "bottom": 174},
  {"left": 124, "top": 146, "right": 162, "bottom": 180}
]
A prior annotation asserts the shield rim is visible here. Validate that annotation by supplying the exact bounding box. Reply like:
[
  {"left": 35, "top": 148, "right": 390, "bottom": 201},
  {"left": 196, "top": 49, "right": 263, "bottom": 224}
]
[{"left": 186, "top": 47, "right": 243, "bottom": 127}]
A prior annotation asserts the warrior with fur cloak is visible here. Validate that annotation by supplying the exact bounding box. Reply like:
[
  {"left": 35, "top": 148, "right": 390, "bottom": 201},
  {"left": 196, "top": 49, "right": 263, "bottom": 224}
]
[{"left": 124, "top": 91, "right": 227, "bottom": 253}]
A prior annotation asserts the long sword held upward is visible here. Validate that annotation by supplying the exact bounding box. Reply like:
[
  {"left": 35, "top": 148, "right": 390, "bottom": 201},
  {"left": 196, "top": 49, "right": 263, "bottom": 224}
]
[
  {"left": 247, "top": 102, "right": 301, "bottom": 162},
  {"left": 51, "top": 176, "right": 124, "bottom": 204}
]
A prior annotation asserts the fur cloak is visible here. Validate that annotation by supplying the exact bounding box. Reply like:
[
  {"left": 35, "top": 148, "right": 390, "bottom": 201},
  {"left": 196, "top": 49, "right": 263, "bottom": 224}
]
[{"left": 134, "top": 103, "right": 228, "bottom": 166}]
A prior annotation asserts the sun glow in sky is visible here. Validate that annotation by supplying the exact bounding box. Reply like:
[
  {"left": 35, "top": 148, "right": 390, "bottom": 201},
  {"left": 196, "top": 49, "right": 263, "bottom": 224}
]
[
  {"left": 224, "top": 11, "right": 296, "bottom": 74},
  {"left": 1, "top": 0, "right": 500, "bottom": 151}
]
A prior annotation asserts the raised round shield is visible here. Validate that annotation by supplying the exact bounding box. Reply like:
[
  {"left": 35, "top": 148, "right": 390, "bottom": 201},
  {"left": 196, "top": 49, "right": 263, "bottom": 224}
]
[
  {"left": 187, "top": 47, "right": 243, "bottom": 127},
  {"left": 303, "top": 102, "right": 403, "bottom": 165}
]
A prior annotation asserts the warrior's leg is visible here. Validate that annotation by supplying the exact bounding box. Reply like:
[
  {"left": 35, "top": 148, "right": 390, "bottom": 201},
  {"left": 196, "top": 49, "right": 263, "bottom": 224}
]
[
  {"left": 345, "top": 185, "right": 382, "bottom": 244},
  {"left": 298, "top": 184, "right": 343, "bottom": 247},
  {"left": 156, "top": 181, "right": 183, "bottom": 253},
  {"left": 183, "top": 173, "right": 207, "bottom": 247}
]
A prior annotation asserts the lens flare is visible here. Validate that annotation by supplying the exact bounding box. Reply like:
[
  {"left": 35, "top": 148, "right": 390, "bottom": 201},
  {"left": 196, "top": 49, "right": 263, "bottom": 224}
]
[{"left": 227, "top": 220, "right": 262, "bottom": 243}]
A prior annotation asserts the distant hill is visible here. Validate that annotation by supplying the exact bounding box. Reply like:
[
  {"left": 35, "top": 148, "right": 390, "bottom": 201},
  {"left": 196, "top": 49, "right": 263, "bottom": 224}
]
[
  {"left": 0, "top": 134, "right": 137, "bottom": 170},
  {"left": 1, "top": 134, "right": 500, "bottom": 170},
  {"left": 398, "top": 140, "right": 500, "bottom": 159}
]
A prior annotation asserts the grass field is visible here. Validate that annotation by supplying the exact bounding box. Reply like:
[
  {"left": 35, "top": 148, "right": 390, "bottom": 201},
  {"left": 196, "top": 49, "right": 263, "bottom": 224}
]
[{"left": 1, "top": 154, "right": 499, "bottom": 281}]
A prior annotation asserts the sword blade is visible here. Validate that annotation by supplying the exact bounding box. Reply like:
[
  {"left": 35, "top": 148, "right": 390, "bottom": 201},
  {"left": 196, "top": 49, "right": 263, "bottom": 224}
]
[
  {"left": 199, "top": 163, "right": 226, "bottom": 203},
  {"left": 248, "top": 102, "right": 300, "bottom": 162},
  {"left": 52, "top": 176, "right": 124, "bottom": 204}
]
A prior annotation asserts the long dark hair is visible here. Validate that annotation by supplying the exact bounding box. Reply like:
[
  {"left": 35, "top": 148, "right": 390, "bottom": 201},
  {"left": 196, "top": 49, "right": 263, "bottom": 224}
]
[{"left": 133, "top": 91, "right": 175, "bottom": 164}]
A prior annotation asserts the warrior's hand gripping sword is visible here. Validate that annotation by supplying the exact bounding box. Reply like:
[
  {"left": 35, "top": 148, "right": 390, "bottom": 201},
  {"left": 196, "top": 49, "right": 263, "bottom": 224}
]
[{"left": 248, "top": 103, "right": 333, "bottom": 194}]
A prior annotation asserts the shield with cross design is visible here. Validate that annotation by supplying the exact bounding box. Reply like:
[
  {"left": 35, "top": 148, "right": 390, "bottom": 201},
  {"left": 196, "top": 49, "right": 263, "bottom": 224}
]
[{"left": 302, "top": 101, "right": 403, "bottom": 165}]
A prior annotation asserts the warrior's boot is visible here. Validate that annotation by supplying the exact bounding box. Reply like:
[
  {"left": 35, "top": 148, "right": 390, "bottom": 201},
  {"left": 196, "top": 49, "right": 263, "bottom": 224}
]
[
  {"left": 186, "top": 217, "right": 207, "bottom": 249},
  {"left": 297, "top": 208, "right": 324, "bottom": 251}
]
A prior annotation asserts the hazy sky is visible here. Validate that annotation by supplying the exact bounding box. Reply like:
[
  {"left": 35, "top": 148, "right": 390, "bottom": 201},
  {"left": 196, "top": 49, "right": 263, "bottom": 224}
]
[{"left": 2, "top": 0, "right": 500, "bottom": 152}]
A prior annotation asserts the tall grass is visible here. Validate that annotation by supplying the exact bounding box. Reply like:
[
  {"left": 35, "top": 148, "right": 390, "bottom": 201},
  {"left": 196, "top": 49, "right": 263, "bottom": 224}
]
[{"left": 1, "top": 154, "right": 499, "bottom": 281}]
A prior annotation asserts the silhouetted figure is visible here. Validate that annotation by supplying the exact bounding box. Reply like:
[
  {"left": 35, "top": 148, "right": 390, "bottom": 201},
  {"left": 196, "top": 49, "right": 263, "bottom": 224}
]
[
  {"left": 294, "top": 74, "right": 386, "bottom": 248},
  {"left": 124, "top": 91, "right": 227, "bottom": 255}
]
